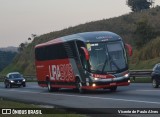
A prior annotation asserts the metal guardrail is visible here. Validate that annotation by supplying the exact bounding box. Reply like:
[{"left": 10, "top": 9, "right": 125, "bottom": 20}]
[
  {"left": 129, "top": 70, "right": 152, "bottom": 81},
  {"left": 0, "top": 75, "right": 37, "bottom": 82},
  {"left": 0, "top": 76, "right": 4, "bottom": 82},
  {"left": 130, "top": 70, "right": 152, "bottom": 78},
  {"left": 23, "top": 75, "right": 37, "bottom": 81},
  {"left": 0, "top": 70, "right": 152, "bottom": 82}
]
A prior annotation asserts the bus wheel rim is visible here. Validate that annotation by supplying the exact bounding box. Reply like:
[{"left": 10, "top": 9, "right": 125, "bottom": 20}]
[
  {"left": 48, "top": 82, "right": 51, "bottom": 90},
  {"left": 78, "top": 82, "right": 82, "bottom": 90}
]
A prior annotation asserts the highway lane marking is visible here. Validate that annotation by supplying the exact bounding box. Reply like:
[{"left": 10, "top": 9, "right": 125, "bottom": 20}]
[
  {"left": 1, "top": 89, "right": 160, "bottom": 105},
  {"left": 137, "top": 90, "right": 160, "bottom": 92}
]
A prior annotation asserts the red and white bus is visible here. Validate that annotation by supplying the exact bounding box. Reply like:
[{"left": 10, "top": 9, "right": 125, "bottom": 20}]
[{"left": 35, "top": 31, "right": 132, "bottom": 93}]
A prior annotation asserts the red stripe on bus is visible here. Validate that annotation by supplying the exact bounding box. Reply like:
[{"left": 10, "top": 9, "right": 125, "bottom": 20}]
[
  {"left": 91, "top": 74, "right": 115, "bottom": 79},
  {"left": 51, "top": 85, "right": 76, "bottom": 89}
]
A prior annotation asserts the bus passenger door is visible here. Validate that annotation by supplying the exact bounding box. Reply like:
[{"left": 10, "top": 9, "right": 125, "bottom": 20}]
[{"left": 76, "top": 41, "right": 90, "bottom": 71}]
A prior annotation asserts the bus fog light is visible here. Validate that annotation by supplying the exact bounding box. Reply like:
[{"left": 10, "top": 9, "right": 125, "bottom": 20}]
[
  {"left": 128, "top": 80, "right": 130, "bottom": 83},
  {"left": 92, "top": 83, "right": 96, "bottom": 87}
]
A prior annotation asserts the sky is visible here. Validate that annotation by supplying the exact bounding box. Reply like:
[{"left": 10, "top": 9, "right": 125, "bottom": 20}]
[{"left": 0, "top": 0, "right": 160, "bottom": 48}]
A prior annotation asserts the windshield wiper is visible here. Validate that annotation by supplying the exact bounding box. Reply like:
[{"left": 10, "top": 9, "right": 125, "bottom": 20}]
[
  {"left": 101, "top": 56, "right": 108, "bottom": 74},
  {"left": 101, "top": 46, "right": 120, "bottom": 74},
  {"left": 110, "top": 59, "right": 120, "bottom": 71},
  {"left": 101, "top": 55, "right": 120, "bottom": 74}
]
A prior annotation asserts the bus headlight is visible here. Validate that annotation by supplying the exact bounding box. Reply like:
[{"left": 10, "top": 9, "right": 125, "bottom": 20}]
[
  {"left": 124, "top": 73, "right": 129, "bottom": 78},
  {"left": 90, "top": 76, "right": 99, "bottom": 81},
  {"left": 94, "top": 78, "right": 99, "bottom": 80}
]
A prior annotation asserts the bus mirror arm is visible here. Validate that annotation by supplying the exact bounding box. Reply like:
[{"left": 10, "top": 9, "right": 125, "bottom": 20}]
[
  {"left": 80, "top": 47, "right": 90, "bottom": 60},
  {"left": 125, "top": 43, "right": 133, "bottom": 57}
]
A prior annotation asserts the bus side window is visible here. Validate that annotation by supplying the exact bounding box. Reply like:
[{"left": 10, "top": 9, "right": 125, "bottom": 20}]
[
  {"left": 45, "top": 44, "right": 67, "bottom": 60},
  {"left": 35, "top": 47, "right": 46, "bottom": 61},
  {"left": 67, "top": 41, "right": 78, "bottom": 59}
]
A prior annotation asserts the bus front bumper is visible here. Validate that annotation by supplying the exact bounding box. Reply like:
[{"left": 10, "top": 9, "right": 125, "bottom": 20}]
[
  {"left": 82, "top": 80, "right": 130, "bottom": 89},
  {"left": 82, "top": 75, "right": 130, "bottom": 89}
]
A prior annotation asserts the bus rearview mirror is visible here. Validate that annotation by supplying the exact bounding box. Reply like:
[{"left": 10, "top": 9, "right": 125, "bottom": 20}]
[
  {"left": 80, "top": 47, "right": 90, "bottom": 60},
  {"left": 125, "top": 43, "right": 132, "bottom": 57}
]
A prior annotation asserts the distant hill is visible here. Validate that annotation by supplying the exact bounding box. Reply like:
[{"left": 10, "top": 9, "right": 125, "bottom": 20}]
[
  {"left": 0, "top": 46, "right": 18, "bottom": 53},
  {"left": 0, "top": 51, "right": 17, "bottom": 72},
  {"left": 1, "top": 6, "right": 160, "bottom": 75}
]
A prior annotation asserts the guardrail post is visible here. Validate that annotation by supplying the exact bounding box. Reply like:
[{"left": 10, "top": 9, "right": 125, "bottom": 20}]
[{"left": 132, "top": 76, "right": 135, "bottom": 81}]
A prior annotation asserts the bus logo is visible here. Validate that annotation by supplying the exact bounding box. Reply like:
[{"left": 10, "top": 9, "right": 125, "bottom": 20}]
[{"left": 49, "top": 64, "right": 75, "bottom": 82}]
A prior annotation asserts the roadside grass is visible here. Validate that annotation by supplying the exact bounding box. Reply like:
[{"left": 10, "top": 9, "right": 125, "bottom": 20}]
[{"left": 0, "top": 99, "right": 87, "bottom": 117}]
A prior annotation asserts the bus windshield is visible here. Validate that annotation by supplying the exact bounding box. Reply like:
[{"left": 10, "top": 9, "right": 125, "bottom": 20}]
[{"left": 86, "top": 41, "right": 127, "bottom": 73}]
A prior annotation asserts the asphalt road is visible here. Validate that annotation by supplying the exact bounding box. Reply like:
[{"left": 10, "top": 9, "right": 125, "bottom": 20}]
[{"left": 0, "top": 82, "right": 160, "bottom": 116}]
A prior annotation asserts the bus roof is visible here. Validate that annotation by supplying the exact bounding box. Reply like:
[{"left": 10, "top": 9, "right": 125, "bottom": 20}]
[{"left": 35, "top": 31, "right": 122, "bottom": 48}]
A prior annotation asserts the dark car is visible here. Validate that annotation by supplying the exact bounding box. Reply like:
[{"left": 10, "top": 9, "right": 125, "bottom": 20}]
[
  {"left": 4, "top": 72, "right": 26, "bottom": 88},
  {"left": 151, "top": 63, "right": 160, "bottom": 88}
]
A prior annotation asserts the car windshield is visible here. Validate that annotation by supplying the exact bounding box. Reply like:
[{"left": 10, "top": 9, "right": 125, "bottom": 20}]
[
  {"left": 86, "top": 41, "right": 127, "bottom": 73},
  {"left": 9, "top": 74, "right": 21, "bottom": 79}
]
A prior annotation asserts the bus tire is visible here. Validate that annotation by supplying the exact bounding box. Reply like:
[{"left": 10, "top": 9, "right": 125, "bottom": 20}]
[
  {"left": 47, "top": 80, "right": 59, "bottom": 92},
  {"left": 47, "top": 80, "right": 53, "bottom": 92},
  {"left": 152, "top": 79, "right": 159, "bottom": 88},
  {"left": 76, "top": 78, "right": 85, "bottom": 94},
  {"left": 110, "top": 86, "right": 117, "bottom": 92}
]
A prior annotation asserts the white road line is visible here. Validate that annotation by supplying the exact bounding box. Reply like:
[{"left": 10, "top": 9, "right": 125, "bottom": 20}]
[
  {"left": 137, "top": 90, "right": 160, "bottom": 92},
  {"left": 0, "top": 89, "right": 160, "bottom": 105}
]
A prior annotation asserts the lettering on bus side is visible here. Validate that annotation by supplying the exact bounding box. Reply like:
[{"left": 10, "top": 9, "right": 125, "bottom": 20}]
[{"left": 49, "top": 64, "right": 75, "bottom": 82}]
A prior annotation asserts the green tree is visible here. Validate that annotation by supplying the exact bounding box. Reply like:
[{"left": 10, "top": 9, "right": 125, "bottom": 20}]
[
  {"left": 127, "top": 0, "right": 154, "bottom": 12},
  {"left": 18, "top": 42, "right": 28, "bottom": 52}
]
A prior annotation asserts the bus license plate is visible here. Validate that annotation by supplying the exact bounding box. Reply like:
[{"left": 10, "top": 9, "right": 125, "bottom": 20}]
[{"left": 110, "top": 83, "right": 116, "bottom": 86}]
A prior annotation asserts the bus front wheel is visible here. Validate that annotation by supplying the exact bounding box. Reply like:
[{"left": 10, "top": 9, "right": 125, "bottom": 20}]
[
  {"left": 76, "top": 79, "right": 85, "bottom": 94},
  {"left": 47, "top": 80, "right": 59, "bottom": 92},
  {"left": 47, "top": 81, "right": 53, "bottom": 92}
]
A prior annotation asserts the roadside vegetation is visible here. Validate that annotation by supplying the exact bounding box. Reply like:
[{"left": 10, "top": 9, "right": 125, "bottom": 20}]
[
  {"left": 0, "top": 99, "right": 86, "bottom": 117},
  {"left": 1, "top": 6, "right": 160, "bottom": 75},
  {"left": 130, "top": 37, "right": 160, "bottom": 70}
]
